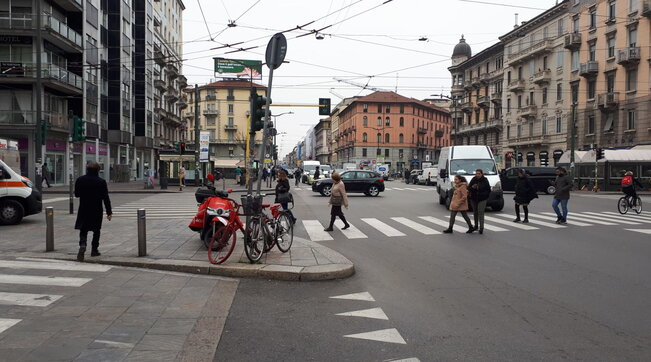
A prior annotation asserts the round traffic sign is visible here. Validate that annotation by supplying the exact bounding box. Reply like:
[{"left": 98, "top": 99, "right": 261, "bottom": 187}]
[{"left": 265, "top": 33, "right": 287, "bottom": 70}]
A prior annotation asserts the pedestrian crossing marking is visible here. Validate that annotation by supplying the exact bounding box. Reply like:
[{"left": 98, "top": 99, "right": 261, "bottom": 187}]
[
  {"left": 336, "top": 307, "right": 388, "bottom": 320},
  {"left": 625, "top": 229, "right": 651, "bottom": 234},
  {"left": 540, "top": 212, "right": 615, "bottom": 225},
  {"left": 344, "top": 328, "right": 407, "bottom": 344},
  {"left": 0, "top": 292, "right": 63, "bottom": 307},
  {"left": 330, "top": 292, "right": 375, "bottom": 301},
  {"left": 391, "top": 217, "right": 439, "bottom": 235},
  {"left": 360, "top": 218, "right": 406, "bottom": 237},
  {"left": 0, "top": 319, "right": 21, "bottom": 335},
  {"left": 0, "top": 260, "right": 111, "bottom": 272},
  {"left": 604, "top": 211, "right": 651, "bottom": 220},
  {"left": 334, "top": 220, "right": 367, "bottom": 239},
  {"left": 428, "top": 216, "right": 508, "bottom": 232},
  {"left": 527, "top": 214, "right": 592, "bottom": 226},
  {"left": 573, "top": 212, "right": 641, "bottom": 225},
  {"left": 302, "top": 220, "right": 334, "bottom": 241},
  {"left": 388, "top": 358, "right": 421, "bottom": 362},
  {"left": 482, "top": 215, "right": 539, "bottom": 230},
  {"left": 597, "top": 212, "right": 651, "bottom": 224},
  {"left": 493, "top": 213, "right": 565, "bottom": 228},
  {"left": 0, "top": 274, "right": 92, "bottom": 287}
]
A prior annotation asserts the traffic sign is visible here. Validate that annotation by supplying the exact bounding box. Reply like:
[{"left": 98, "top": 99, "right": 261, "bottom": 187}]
[{"left": 265, "top": 33, "right": 287, "bottom": 70}]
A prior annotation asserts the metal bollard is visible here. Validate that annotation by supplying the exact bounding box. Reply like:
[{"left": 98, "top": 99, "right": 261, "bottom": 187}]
[
  {"left": 45, "top": 207, "right": 54, "bottom": 251},
  {"left": 137, "top": 208, "right": 147, "bottom": 256}
]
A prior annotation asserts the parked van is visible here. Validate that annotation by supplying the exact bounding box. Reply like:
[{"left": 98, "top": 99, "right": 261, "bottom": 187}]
[
  {"left": 301, "top": 160, "right": 321, "bottom": 183},
  {"left": 436, "top": 145, "right": 504, "bottom": 211},
  {"left": 419, "top": 167, "right": 438, "bottom": 186},
  {"left": 500, "top": 167, "right": 557, "bottom": 194},
  {"left": 0, "top": 159, "right": 42, "bottom": 225}
]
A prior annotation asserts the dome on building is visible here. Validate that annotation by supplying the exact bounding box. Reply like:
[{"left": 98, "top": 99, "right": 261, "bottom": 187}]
[{"left": 452, "top": 35, "right": 472, "bottom": 58}]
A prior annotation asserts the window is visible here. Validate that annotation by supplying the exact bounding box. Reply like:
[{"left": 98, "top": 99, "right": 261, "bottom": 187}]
[
  {"left": 608, "top": 1, "right": 616, "bottom": 21},
  {"left": 228, "top": 104, "right": 234, "bottom": 114},
  {"left": 377, "top": 133, "right": 382, "bottom": 143},
  {"left": 227, "top": 89, "right": 234, "bottom": 97},
  {"left": 517, "top": 95, "right": 522, "bottom": 109},
  {"left": 377, "top": 117, "right": 382, "bottom": 126},
  {"left": 630, "top": 0, "right": 639, "bottom": 12},
  {"left": 571, "top": 83, "right": 579, "bottom": 103},
  {"left": 399, "top": 133, "right": 404, "bottom": 143},
  {"left": 542, "top": 118, "right": 548, "bottom": 135},
  {"left": 399, "top": 117, "right": 404, "bottom": 127},
  {"left": 529, "top": 121, "right": 534, "bottom": 136},
  {"left": 376, "top": 148, "right": 382, "bottom": 156},
  {"left": 556, "top": 83, "right": 563, "bottom": 101},
  {"left": 363, "top": 104, "right": 368, "bottom": 112},
  {"left": 385, "top": 149, "right": 390, "bottom": 157},
  {"left": 572, "top": 16, "right": 580, "bottom": 33},
  {"left": 507, "top": 71, "right": 512, "bottom": 83},
  {"left": 571, "top": 51, "right": 579, "bottom": 70},
  {"left": 412, "top": 134, "right": 414, "bottom": 144},
  {"left": 607, "top": 37, "right": 616, "bottom": 58},
  {"left": 385, "top": 117, "right": 390, "bottom": 126},
  {"left": 362, "top": 148, "right": 367, "bottom": 157},
  {"left": 399, "top": 104, "right": 404, "bottom": 113},
  {"left": 588, "top": 79, "right": 596, "bottom": 99},
  {"left": 543, "top": 56, "right": 548, "bottom": 70},
  {"left": 607, "top": 73, "right": 616, "bottom": 92},
  {"left": 542, "top": 87, "right": 548, "bottom": 104},
  {"left": 588, "top": 115, "right": 595, "bottom": 134},
  {"left": 556, "top": 50, "right": 564, "bottom": 68},
  {"left": 377, "top": 104, "right": 382, "bottom": 113},
  {"left": 385, "top": 133, "right": 390, "bottom": 143},
  {"left": 362, "top": 132, "right": 368, "bottom": 142},
  {"left": 399, "top": 149, "right": 404, "bottom": 159},
  {"left": 557, "top": 18, "right": 565, "bottom": 35},
  {"left": 386, "top": 105, "right": 391, "bottom": 113},
  {"left": 363, "top": 116, "right": 368, "bottom": 126},
  {"left": 517, "top": 124, "right": 522, "bottom": 138},
  {"left": 627, "top": 110, "right": 635, "bottom": 129},
  {"left": 506, "top": 125, "right": 511, "bottom": 139},
  {"left": 589, "top": 8, "right": 597, "bottom": 29},
  {"left": 588, "top": 43, "right": 596, "bottom": 61},
  {"left": 626, "top": 69, "right": 637, "bottom": 91},
  {"left": 529, "top": 91, "right": 535, "bottom": 105},
  {"left": 517, "top": 66, "right": 523, "bottom": 80},
  {"left": 507, "top": 98, "right": 511, "bottom": 112},
  {"left": 628, "top": 28, "right": 638, "bottom": 47},
  {"left": 529, "top": 60, "right": 535, "bottom": 77},
  {"left": 556, "top": 116, "right": 562, "bottom": 133}
]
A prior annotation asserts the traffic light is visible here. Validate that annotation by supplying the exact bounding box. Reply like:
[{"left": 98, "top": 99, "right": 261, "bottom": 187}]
[
  {"left": 72, "top": 116, "right": 85, "bottom": 142},
  {"left": 272, "top": 144, "right": 278, "bottom": 160},
  {"left": 251, "top": 94, "right": 271, "bottom": 132},
  {"left": 318, "top": 98, "right": 331, "bottom": 115},
  {"left": 180, "top": 142, "right": 186, "bottom": 155},
  {"left": 173, "top": 141, "right": 180, "bottom": 153},
  {"left": 40, "top": 120, "right": 51, "bottom": 145},
  {"left": 596, "top": 148, "right": 604, "bottom": 160}
]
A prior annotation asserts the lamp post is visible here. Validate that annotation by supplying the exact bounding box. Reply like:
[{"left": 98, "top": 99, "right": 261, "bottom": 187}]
[{"left": 271, "top": 112, "right": 293, "bottom": 166}]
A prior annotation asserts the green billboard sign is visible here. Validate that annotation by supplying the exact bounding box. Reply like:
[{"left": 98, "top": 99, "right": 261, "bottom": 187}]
[{"left": 214, "top": 58, "right": 262, "bottom": 80}]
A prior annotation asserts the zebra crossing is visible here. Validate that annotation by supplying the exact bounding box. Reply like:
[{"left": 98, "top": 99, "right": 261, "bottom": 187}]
[
  {"left": 110, "top": 195, "right": 198, "bottom": 219},
  {"left": 0, "top": 257, "right": 111, "bottom": 335},
  {"left": 299, "top": 211, "right": 651, "bottom": 241},
  {"left": 292, "top": 187, "right": 433, "bottom": 192}
]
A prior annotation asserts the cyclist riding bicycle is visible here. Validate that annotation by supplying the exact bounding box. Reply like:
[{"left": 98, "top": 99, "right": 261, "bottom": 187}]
[{"left": 622, "top": 171, "right": 643, "bottom": 206}]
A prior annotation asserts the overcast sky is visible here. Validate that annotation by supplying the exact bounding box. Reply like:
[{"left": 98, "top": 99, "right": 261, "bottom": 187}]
[{"left": 182, "top": 0, "right": 559, "bottom": 158}]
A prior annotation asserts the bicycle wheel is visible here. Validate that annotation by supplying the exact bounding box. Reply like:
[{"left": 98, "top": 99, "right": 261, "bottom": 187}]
[
  {"left": 244, "top": 217, "right": 265, "bottom": 262},
  {"left": 633, "top": 197, "right": 643, "bottom": 214},
  {"left": 208, "top": 224, "right": 236, "bottom": 265},
  {"left": 617, "top": 197, "right": 629, "bottom": 214},
  {"left": 275, "top": 212, "right": 294, "bottom": 253},
  {"left": 263, "top": 219, "right": 276, "bottom": 253}
]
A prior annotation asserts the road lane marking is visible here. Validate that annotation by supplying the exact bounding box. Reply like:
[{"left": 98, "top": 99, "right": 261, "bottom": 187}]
[
  {"left": 93, "top": 340, "right": 136, "bottom": 349},
  {"left": 0, "top": 274, "right": 92, "bottom": 287},
  {"left": 526, "top": 214, "right": 592, "bottom": 226},
  {"left": 391, "top": 217, "right": 440, "bottom": 235},
  {"left": 540, "top": 212, "right": 616, "bottom": 225},
  {"left": 330, "top": 292, "right": 375, "bottom": 301},
  {"left": 302, "top": 220, "right": 334, "bottom": 241},
  {"left": 361, "top": 218, "right": 406, "bottom": 237},
  {"left": 625, "top": 229, "right": 651, "bottom": 234},
  {"left": 572, "top": 212, "right": 641, "bottom": 225},
  {"left": 334, "top": 220, "right": 367, "bottom": 239},
  {"left": 599, "top": 212, "right": 651, "bottom": 224},
  {"left": 0, "top": 260, "right": 111, "bottom": 272},
  {"left": 0, "top": 292, "right": 63, "bottom": 307},
  {"left": 482, "top": 215, "right": 539, "bottom": 230},
  {"left": 417, "top": 188, "right": 430, "bottom": 191},
  {"left": 0, "top": 319, "right": 21, "bottom": 334},
  {"left": 493, "top": 213, "right": 565, "bottom": 228},
  {"left": 424, "top": 216, "right": 508, "bottom": 232},
  {"left": 388, "top": 358, "right": 421, "bottom": 362},
  {"left": 336, "top": 307, "right": 389, "bottom": 320},
  {"left": 344, "top": 328, "right": 407, "bottom": 344},
  {"left": 42, "top": 197, "right": 69, "bottom": 203},
  {"left": 392, "top": 188, "right": 404, "bottom": 190}
]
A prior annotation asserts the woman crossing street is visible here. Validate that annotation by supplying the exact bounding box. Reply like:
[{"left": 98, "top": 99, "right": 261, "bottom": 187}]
[
  {"left": 443, "top": 175, "right": 474, "bottom": 234},
  {"left": 324, "top": 173, "right": 350, "bottom": 232},
  {"left": 513, "top": 169, "right": 538, "bottom": 223}
]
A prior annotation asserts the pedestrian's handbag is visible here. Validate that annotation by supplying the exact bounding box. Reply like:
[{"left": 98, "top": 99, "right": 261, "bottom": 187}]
[
  {"left": 330, "top": 193, "right": 343, "bottom": 206},
  {"left": 276, "top": 191, "right": 293, "bottom": 204}
]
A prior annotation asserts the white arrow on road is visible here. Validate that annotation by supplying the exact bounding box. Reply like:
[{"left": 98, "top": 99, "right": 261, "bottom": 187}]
[
  {"left": 330, "top": 292, "right": 375, "bottom": 302},
  {"left": 336, "top": 307, "right": 388, "bottom": 320},
  {"left": 344, "top": 328, "right": 407, "bottom": 344}
]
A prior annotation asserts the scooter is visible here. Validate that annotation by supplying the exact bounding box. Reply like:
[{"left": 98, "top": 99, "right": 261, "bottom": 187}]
[{"left": 188, "top": 174, "right": 239, "bottom": 248}]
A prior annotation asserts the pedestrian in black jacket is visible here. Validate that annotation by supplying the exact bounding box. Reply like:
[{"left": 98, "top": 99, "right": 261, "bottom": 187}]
[
  {"left": 74, "top": 162, "right": 112, "bottom": 262},
  {"left": 513, "top": 169, "right": 538, "bottom": 223},
  {"left": 275, "top": 170, "right": 295, "bottom": 223},
  {"left": 468, "top": 169, "right": 491, "bottom": 234}
]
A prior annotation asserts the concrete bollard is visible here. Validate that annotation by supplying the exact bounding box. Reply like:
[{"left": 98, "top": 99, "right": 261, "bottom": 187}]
[
  {"left": 137, "top": 208, "right": 147, "bottom": 256},
  {"left": 45, "top": 207, "right": 54, "bottom": 251}
]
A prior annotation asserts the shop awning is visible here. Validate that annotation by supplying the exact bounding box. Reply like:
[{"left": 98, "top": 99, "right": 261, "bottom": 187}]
[
  {"left": 159, "top": 154, "right": 215, "bottom": 162},
  {"left": 214, "top": 159, "right": 244, "bottom": 168}
]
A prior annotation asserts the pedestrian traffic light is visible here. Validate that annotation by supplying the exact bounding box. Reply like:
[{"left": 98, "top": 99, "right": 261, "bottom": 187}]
[
  {"left": 40, "top": 120, "right": 51, "bottom": 145},
  {"left": 173, "top": 141, "right": 179, "bottom": 153},
  {"left": 318, "top": 98, "right": 331, "bottom": 116},
  {"left": 180, "top": 142, "right": 186, "bottom": 155},
  {"left": 251, "top": 94, "right": 271, "bottom": 132},
  {"left": 273, "top": 144, "right": 278, "bottom": 160},
  {"left": 596, "top": 148, "right": 604, "bottom": 160},
  {"left": 71, "top": 116, "right": 85, "bottom": 142}
]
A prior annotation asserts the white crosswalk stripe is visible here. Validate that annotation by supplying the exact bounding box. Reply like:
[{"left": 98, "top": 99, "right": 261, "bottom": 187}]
[
  {"left": 540, "top": 212, "right": 616, "bottom": 225},
  {"left": 482, "top": 215, "right": 539, "bottom": 230},
  {"left": 361, "top": 218, "right": 405, "bottom": 237},
  {"left": 302, "top": 220, "right": 334, "bottom": 241},
  {"left": 493, "top": 213, "right": 566, "bottom": 228},
  {"left": 626, "top": 229, "right": 651, "bottom": 235},
  {"left": 600, "top": 212, "right": 651, "bottom": 224},
  {"left": 390, "top": 217, "right": 440, "bottom": 235},
  {"left": 527, "top": 213, "right": 593, "bottom": 226},
  {"left": 572, "top": 212, "right": 642, "bottom": 225},
  {"left": 426, "top": 216, "right": 509, "bottom": 232},
  {"left": 334, "top": 220, "right": 367, "bottom": 239}
]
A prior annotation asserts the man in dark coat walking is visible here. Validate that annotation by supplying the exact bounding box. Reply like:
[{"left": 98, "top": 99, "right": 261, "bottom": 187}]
[{"left": 75, "top": 162, "right": 112, "bottom": 262}]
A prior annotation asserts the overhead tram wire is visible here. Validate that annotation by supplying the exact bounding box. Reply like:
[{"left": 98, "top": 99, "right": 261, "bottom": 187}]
[{"left": 196, "top": 0, "right": 214, "bottom": 41}]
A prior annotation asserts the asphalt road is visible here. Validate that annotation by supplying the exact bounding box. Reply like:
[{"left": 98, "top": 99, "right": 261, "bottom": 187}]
[{"left": 217, "top": 180, "right": 651, "bottom": 361}]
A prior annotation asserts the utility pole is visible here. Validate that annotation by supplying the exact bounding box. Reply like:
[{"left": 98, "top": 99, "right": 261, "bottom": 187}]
[
  {"left": 570, "top": 102, "right": 577, "bottom": 180},
  {"left": 35, "top": 0, "right": 43, "bottom": 191},
  {"left": 194, "top": 84, "right": 200, "bottom": 186}
]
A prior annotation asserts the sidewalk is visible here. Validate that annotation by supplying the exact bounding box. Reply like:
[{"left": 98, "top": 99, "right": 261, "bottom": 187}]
[
  {"left": 0, "top": 197, "right": 354, "bottom": 281},
  {"left": 43, "top": 178, "right": 275, "bottom": 194}
]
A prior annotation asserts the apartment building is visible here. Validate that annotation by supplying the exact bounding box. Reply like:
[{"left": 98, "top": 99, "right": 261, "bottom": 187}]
[
  {"left": 568, "top": 0, "right": 650, "bottom": 152},
  {"left": 183, "top": 80, "right": 266, "bottom": 170},
  {"left": 330, "top": 96, "right": 358, "bottom": 168},
  {"left": 448, "top": 39, "right": 505, "bottom": 165},
  {"left": 314, "top": 117, "right": 331, "bottom": 164},
  {"left": 500, "top": 0, "right": 571, "bottom": 168},
  {"left": 336, "top": 91, "right": 451, "bottom": 172},
  {"left": 0, "top": 0, "right": 186, "bottom": 185}
]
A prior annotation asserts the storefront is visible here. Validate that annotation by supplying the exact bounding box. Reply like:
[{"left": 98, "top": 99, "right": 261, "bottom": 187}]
[{"left": 44, "top": 139, "right": 68, "bottom": 185}]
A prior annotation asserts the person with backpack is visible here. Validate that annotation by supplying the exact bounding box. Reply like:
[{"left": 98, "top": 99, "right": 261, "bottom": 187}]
[
  {"left": 622, "top": 171, "right": 643, "bottom": 206},
  {"left": 513, "top": 169, "right": 538, "bottom": 223}
]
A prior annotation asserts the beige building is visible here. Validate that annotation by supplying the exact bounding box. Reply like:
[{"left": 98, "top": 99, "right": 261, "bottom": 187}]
[
  {"left": 329, "top": 97, "right": 359, "bottom": 167},
  {"left": 570, "top": 0, "right": 651, "bottom": 152},
  {"left": 184, "top": 80, "right": 266, "bottom": 169}
]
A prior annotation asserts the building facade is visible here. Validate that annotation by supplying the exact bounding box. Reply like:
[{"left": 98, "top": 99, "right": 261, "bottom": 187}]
[
  {"left": 336, "top": 91, "right": 451, "bottom": 171},
  {"left": 448, "top": 39, "right": 505, "bottom": 166},
  {"left": 0, "top": 0, "right": 186, "bottom": 185},
  {"left": 314, "top": 117, "right": 331, "bottom": 164},
  {"left": 329, "top": 97, "right": 359, "bottom": 168}
]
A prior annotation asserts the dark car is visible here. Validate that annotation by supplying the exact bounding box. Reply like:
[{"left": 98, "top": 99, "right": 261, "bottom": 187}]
[
  {"left": 312, "top": 170, "right": 385, "bottom": 197},
  {"left": 500, "top": 167, "right": 558, "bottom": 194}
]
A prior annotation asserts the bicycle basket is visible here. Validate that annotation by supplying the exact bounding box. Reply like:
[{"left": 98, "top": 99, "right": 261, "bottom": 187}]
[{"left": 240, "top": 194, "right": 263, "bottom": 216}]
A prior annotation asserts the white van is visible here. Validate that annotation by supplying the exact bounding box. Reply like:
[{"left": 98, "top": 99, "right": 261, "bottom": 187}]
[
  {"left": 301, "top": 160, "right": 321, "bottom": 183},
  {"left": 419, "top": 167, "right": 438, "bottom": 186},
  {"left": 436, "top": 145, "right": 504, "bottom": 211},
  {"left": 0, "top": 159, "right": 42, "bottom": 224}
]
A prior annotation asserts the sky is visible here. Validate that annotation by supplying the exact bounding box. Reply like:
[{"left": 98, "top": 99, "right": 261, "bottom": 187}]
[{"left": 181, "top": 0, "right": 560, "bottom": 159}]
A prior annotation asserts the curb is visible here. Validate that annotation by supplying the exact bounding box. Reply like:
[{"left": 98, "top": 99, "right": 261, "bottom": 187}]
[
  {"left": 7, "top": 251, "right": 355, "bottom": 282},
  {"left": 43, "top": 188, "right": 277, "bottom": 195}
]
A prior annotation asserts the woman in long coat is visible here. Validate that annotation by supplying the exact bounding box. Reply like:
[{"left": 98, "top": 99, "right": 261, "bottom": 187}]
[
  {"left": 513, "top": 169, "right": 538, "bottom": 223},
  {"left": 443, "top": 175, "right": 474, "bottom": 234},
  {"left": 75, "top": 162, "right": 112, "bottom": 261},
  {"left": 324, "top": 173, "right": 350, "bottom": 231}
]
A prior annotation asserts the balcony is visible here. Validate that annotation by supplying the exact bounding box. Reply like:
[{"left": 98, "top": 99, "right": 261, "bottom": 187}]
[
  {"left": 491, "top": 91, "right": 503, "bottom": 104},
  {"left": 417, "top": 142, "right": 428, "bottom": 149},
  {"left": 643, "top": 0, "right": 651, "bottom": 17},
  {"left": 435, "top": 130, "right": 444, "bottom": 138},
  {"left": 178, "top": 75, "right": 187, "bottom": 88},
  {"left": 476, "top": 95, "right": 490, "bottom": 108},
  {"left": 532, "top": 69, "right": 551, "bottom": 85},
  {"left": 205, "top": 94, "right": 217, "bottom": 101},
  {"left": 51, "top": 0, "right": 83, "bottom": 12},
  {"left": 506, "top": 39, "right": 555, "bottom": 65},
  {"left": 0, "top": 63, "right": 82, "bottom": 95},
  {"left": 463, "top": 80, "right": 473, "bottom": 90},
  {"left": 154, "top": 79, "right": 166, "bottom": 91},
  {"left": 460, "top": 101, "right": 474, "bottom": 113},
  {"left": 509, "top": 134, "right": 550, "bottom": 147},
  {"left": 617, "top": 47, "right": 641, "bottom": 66},
  {"left": 508, "top": 79, "right": 525, "bottom": 92},
  {"left": 107, "top": 130, "right": 131, "bottom": 144},
  {"left": 479, "top": 73, "right": 490, "bottom": 84},
  {"left": 134, "top": 136, "right": 154, "bottom": 149},
  {"left": 417, "top": 127, "right": 428, "bottom": 134},
  {"left": 153, "top": 45, "right": 166, "bottom": 66},
  {"left": 203, "top": 108, "right": 218, "bottom": 116},
  {"left": 166, "top": 63, "right": 179, "bottom": 78},
  {"left": 224, "top": 124, "right": 238, "bottom": 131},
  {"left": 471, "top": 77, "right": 480, "bottom": 86},
  {"left": 564, "top": 33, "right": 582, "bottom": 50},
  {"left": 598, "top": 92, "right": 619, "bottom": 110},
  {"left": 84, "top": 121, "right": 99, "bottom": 139},
  {"left": 178, "top": 99, "right": 188, "bottom": 110},
  {"left": 579, "top": 61, "right": 599, "bottom": 77},
  {"left": 451, "top": 84, "right": 464, "bottom": 94},
  {"left": 165, "top": 87, "right": 179, "bottom": 102},
  {"left": 122, "top": 100, "right": 131, "bottom": 115},
  {"left": 517, "top": 104, "right": 537, "bottom": 119}
]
